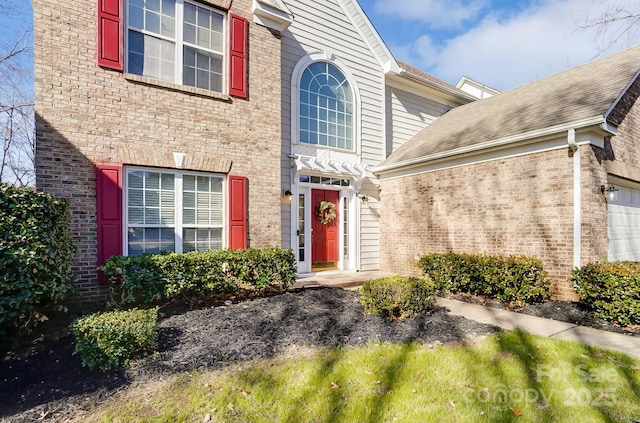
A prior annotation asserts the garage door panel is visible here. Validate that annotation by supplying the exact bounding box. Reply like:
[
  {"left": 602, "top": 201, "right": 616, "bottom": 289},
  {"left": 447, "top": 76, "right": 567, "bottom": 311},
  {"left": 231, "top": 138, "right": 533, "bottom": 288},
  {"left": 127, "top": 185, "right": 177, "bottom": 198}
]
[{"left": 608, "top": 186, "right": 640, "bottom": 261}]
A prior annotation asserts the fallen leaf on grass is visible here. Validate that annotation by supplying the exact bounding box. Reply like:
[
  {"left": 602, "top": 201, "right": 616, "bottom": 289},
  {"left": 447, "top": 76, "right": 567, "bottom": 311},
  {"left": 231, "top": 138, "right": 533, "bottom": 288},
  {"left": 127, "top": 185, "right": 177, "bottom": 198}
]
[
  {"left": 365, "top": 370, "right": 374, "bottom": 375},
  {"left": 510, "top": 407, "right": 522, "bottom": 416},
  {"left": 241, "top": 390, "right": 248, "bottom": 397},
  {"left": 331, "top": 381, "right": 340, "bottom": 389},
  {"left": 376, "top": 385, "right": 389, "bottom": 395},
  {"left": 445, "top": 400, "right": 455, "bottom": 411}
]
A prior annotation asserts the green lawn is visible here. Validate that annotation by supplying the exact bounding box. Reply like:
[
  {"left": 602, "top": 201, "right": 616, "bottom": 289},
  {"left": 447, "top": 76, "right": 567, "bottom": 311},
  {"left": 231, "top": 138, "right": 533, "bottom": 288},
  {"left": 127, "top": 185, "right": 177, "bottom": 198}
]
[{"left": 89, "top": 331, "right": 640, "bottom": 422}]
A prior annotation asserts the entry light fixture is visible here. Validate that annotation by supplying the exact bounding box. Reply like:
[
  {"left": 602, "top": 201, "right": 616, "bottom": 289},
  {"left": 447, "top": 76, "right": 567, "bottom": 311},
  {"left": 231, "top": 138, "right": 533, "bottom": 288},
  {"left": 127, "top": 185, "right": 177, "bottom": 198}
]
[
  {"left": 283, "top": 189, "right": 293, "bottom": 200},
  {"left": 600, "top": 184, "right": 619, "bottom": 200},
  {"left": 358, "top": 193, "right": 368, "bottom": 204}
]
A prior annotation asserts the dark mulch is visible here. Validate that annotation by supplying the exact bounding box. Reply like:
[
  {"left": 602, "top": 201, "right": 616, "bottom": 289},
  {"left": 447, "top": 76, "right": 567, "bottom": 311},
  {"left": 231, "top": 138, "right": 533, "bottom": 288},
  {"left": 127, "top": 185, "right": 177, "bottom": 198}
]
[
  {"left": 447, "top": 293, "right": 640, "bottom": 336},
  {"left": 0, "top": 287, "right": 500, "bottom": 422}
]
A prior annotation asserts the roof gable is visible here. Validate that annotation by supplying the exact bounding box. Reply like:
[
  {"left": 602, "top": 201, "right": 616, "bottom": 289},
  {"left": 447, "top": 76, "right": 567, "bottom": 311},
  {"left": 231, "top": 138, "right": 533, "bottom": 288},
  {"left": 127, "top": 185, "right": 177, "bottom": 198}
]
[
  {"left": 377, "top": 45, "right": 640, "bottom": 173},
  {"left": 336, "top": 0, "right": 400, "bottom": 74}
]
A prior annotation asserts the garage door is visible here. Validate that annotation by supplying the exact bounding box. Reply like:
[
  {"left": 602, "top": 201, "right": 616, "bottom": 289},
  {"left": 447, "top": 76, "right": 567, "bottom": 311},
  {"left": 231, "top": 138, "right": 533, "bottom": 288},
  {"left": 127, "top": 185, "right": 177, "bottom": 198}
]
[{"left": 608, "top": 186, "right": 640, "bottom": 261}]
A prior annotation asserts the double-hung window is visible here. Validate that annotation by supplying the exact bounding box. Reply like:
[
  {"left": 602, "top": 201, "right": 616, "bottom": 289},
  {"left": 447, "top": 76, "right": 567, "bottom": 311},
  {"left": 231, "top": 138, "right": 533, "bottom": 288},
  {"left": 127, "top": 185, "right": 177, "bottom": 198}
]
[
  {"left": 127, "top": 0, "right": 225, "bottom": 93},
  {"left": 126, "top": 168, "right": 224, "bottom": 255}
]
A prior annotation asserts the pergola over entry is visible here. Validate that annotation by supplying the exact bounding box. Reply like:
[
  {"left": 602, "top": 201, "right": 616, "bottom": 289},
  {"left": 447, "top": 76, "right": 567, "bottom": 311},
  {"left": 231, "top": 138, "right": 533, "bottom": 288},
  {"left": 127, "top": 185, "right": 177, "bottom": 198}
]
[{"left": 292, "top": 155, "right": 368, "bottom": 188}]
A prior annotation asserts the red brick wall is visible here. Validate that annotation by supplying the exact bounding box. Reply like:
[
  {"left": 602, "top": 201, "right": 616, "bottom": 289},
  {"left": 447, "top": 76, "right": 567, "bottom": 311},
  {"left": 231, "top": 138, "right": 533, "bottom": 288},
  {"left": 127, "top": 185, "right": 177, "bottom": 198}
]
[
  {"left": 379, "top": 148, "right": 578, "bottom": 300},
  {"left": 33, "top": 0, "right": 283, "bottom": 302}
]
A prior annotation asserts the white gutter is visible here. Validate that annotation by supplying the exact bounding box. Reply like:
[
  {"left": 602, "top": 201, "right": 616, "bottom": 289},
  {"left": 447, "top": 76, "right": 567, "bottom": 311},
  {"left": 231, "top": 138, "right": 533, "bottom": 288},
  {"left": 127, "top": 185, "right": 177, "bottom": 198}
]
[
  {"left": 568, "top": 128, "right": 581, "bottom": 269},
  {"left": 398, "top": 68, "right": 477, "bottom": 103},
  {"left": 373, "top": 116, "right": 613, "bottom": 175}
]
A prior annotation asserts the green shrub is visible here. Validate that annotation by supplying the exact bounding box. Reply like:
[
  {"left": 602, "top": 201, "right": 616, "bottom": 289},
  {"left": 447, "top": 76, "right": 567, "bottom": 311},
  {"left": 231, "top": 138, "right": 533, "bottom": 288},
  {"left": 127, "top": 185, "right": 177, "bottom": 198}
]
[
  {"left": 72, "top": 307, "right": 159, "bottom": 371},
  {"left": 418, "top": 253, "right": 551, "bottom": 307},
  {"left": 0, "top": 183, "right": 76, "bottom": 343},
  {"left": 100, "top": 247, "right": 297, "bottom": 306},
  {"left": 573, "top": 262, "right": 640, "bottom": 325},
  {"left": 359, "top": 276, "right": 437, "bottom": 320}
]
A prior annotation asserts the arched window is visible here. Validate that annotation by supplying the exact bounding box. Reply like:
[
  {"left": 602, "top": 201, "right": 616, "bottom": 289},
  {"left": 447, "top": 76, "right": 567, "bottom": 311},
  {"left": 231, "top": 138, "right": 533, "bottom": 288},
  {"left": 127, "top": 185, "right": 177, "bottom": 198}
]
[{"left": 299, "top": 62, "right": 353, "bottom": 150}]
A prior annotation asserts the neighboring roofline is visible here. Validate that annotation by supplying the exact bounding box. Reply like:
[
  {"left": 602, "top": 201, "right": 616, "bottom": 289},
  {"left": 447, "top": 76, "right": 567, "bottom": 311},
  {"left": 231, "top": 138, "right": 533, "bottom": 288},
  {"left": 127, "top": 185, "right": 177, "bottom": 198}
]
[
  {"left": 396, "top": 68, "right": 478, "bottom": 103},
  {"left": 373, "top": 116, "right": 616, "bottom": 175},
  {"left": 338, "top": 0, "right": 401, "bottom": 74},
  {"left": 604, "top": 69, "right": 640, "bottom": 121},
  {"left": 253, "top": 0, "right": 294, "bottom": 33},
  {"left": 456, "top": 76, "right": 501, "bottom": 95}
]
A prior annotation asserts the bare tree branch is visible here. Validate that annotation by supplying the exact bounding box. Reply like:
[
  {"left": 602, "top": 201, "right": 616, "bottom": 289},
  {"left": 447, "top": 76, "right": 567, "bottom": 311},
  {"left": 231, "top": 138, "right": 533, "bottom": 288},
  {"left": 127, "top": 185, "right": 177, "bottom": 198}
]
[
  {"left": 0, "top": 28, "right": 31, "bottom": 64},
  {"left": 578, "top": 0, "right": 640, "bottom": 51},
  {"left": 0, "top": 5, "right": 35, "bottom": 186}
]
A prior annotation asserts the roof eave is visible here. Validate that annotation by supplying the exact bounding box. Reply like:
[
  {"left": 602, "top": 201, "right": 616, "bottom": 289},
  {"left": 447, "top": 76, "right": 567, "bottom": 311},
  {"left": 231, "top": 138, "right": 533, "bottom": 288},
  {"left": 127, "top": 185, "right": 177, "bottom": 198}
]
[
  {"left": 338, "top": 0, "right": 401, "bottom": 74},
  {"left": 373, "top": 116, "right": 616, "bottom": 175},
  {"left": 396, "top": 69, "right": 477, "bottom": 103},
  {"left": 253, "top": 0, "right": 294, "bottom": 33}
]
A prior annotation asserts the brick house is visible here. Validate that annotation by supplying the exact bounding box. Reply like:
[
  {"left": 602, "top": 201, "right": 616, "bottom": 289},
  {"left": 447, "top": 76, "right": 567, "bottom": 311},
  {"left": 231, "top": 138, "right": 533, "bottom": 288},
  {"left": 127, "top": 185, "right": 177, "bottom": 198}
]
[
  {"left": 34, "top": 0, "right": 285, "bottom": 301},
  {"left": 34, "top": 0, "right": 472, "bottom": 302},
  {"left": 374, "top": 46, "right": 640, "bottom": 301}
]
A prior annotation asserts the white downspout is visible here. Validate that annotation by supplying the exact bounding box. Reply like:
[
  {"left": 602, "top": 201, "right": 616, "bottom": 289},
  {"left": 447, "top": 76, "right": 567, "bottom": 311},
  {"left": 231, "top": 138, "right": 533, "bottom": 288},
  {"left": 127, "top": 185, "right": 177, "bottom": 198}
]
[{"left": 568, "top": 128, "right": 581, "bottom": 269}]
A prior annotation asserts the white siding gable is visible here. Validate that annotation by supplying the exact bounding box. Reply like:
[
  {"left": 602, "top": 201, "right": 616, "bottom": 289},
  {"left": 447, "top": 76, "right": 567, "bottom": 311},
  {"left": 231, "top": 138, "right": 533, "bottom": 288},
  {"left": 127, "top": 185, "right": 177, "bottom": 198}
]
[{"left": 280, "top": 0, "right": 387, "bottom": 271}]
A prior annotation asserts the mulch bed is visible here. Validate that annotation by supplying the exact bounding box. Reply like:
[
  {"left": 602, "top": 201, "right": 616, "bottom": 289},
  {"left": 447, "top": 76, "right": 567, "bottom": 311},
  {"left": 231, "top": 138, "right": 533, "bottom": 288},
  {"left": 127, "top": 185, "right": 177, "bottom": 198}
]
[
  {"left": 447, "top": 292, "right": 640, "bottom": 336},
  {"left": 1, "top": 287, "right": 500, "bottom": 422}
]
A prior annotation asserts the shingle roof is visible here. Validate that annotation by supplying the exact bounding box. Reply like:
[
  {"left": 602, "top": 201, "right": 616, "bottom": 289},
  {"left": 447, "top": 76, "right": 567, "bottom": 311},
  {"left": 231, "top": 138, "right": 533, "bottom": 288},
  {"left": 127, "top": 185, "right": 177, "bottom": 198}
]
[{"left": 377, "top": 45, "right": 640, "bottom": 172}]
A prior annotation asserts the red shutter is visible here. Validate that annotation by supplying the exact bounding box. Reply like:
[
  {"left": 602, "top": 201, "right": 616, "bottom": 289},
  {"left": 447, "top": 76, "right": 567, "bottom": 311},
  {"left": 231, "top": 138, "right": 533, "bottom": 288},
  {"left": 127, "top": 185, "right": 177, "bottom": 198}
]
[
  {"left": 96, "top": 164, "right": 123, "bottom": 284},
  {"left": 229, "top": 14, "right": 248, "bottom": 98},
  {"left": 229, "top": 175, "right": 248, "bottom": 250},
  {"left": 98, "top": 0, "right": 124, "bottom": 70}
]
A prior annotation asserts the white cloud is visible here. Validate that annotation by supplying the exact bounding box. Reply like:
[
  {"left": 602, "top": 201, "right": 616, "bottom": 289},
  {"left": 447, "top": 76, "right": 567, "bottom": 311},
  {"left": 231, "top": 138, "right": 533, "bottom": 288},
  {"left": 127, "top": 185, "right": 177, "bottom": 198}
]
[
  {"left": 372, "top": 0, "right": 488, "bottom": 29},
  {"left": 388, "top": 0, "right": 640, "bottom": 90}
]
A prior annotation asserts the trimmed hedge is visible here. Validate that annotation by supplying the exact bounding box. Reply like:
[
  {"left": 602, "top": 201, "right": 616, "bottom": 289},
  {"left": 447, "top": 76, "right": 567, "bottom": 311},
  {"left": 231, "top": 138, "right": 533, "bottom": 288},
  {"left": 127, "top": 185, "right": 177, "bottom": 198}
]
[
  {"left": 359, "top": 276, "right": 437, "bottom": 320},
  {"left": 418, "top": 253, "right": 551, "bottom": 307},
  {"left": 0, "top": 183, "right": 75, "bottom": 342},
  {"left": 99, "top": 247, "right": 297, "bottom": 306},
  {"left": 573, "top": 262, "right": 640, "bottom": 325},
  {"left": 72, "top": 307, "right": 159, "bottom": 371}
]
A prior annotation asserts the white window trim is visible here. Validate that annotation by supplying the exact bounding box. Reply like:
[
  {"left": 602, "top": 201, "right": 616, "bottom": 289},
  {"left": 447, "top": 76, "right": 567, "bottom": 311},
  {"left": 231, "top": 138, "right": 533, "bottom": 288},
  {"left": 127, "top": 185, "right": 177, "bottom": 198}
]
[
  {"left": 123, "top": 166, "right": 227, "bottom": 255},
  {"left": 124, "top": 0, "right": 228, "bottom": 94},
  {"left": 291, "top": 52, "right": 361, "bottom": 156}
]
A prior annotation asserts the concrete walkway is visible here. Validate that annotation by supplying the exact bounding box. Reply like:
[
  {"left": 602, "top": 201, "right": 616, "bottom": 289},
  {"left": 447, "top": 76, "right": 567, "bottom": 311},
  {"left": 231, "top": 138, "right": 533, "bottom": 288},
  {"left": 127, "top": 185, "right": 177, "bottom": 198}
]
[
  {"left": 294, "top": 270, "right": 395, "bottom": 289},
  {"left": 294, "top": 272, "right": 640, "bottom": 360},
  {"left": 438, "top": 298, "right": 640, "bottom": 360}
]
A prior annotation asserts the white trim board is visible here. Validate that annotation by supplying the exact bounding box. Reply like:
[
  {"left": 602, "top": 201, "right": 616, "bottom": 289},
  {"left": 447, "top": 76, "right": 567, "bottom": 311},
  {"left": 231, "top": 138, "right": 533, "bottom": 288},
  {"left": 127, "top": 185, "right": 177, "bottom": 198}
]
[{"left": 376, "top": 135, "right": 576, "bottom": 181}]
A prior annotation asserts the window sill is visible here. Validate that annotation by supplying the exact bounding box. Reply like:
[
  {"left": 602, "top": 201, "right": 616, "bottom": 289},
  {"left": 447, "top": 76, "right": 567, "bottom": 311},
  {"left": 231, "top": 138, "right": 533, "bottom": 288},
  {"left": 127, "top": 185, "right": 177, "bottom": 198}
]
[
  {"left": 295, "top": 141, "right": 357, "bottom": 155},
  {"left": 124, "top": 73, "right": 232, "bottom": 102}
]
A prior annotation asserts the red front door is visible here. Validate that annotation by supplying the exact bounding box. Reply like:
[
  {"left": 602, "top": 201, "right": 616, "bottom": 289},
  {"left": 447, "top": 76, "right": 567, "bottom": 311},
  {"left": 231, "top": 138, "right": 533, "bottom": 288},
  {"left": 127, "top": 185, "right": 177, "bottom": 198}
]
[{"left": 312, "top": 189, "right": 339, "bottom": 268}]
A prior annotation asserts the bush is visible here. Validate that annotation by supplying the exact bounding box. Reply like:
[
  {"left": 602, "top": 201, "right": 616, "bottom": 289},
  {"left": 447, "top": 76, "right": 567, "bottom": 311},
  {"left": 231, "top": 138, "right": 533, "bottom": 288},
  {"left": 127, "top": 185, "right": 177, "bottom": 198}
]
[
  {"left": 72, "top": 307, "right": 159, "bottom": 371},
  {"left": 573, "top": 262, "right": 640, "bottom": 326},
  {"left": 100, "top": 247, "right": 297, "bottom": 306},
  {"left": 359, "top": 276, "right": 437, "bottom": 320},
  {"left": 0, "top": 183, "right": 76, "bottom": 343},
  {"left": 418, "top": 253, "right": 551, "bottom": 307}
]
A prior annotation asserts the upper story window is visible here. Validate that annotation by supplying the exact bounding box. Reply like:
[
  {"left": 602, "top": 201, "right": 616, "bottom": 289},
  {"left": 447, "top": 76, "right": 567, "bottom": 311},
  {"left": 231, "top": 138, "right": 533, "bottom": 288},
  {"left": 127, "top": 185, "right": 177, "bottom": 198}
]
[
  {"left": 127, "top": 0, "right": 225, "bottom": 93},
  {"left": 299, "top": 62, "right": 353, "bottom": 151}
]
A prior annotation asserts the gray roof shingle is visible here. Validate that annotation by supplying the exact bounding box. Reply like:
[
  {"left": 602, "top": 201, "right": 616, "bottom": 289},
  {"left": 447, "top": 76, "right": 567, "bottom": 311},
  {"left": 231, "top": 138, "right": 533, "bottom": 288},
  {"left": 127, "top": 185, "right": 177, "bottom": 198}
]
[{"left": 378, "top": 45, "right": 640, "bottom": 171}]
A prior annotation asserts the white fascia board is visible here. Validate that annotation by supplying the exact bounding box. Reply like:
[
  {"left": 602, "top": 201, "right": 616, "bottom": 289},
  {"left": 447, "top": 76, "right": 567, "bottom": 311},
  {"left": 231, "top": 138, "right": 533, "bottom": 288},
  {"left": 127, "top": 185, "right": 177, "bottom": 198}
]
[
  {"left": 253, "top": 0, "right": 294, "bottom": 33},
  {"left": 376, "top": 136, "right": 570, "bottom": 181},
  {"left": 338, "top": 0, "right": 400, "bottom": 74},
  {"left": 386, "top": 73, "right": 472, "bottom": 107},
  {"left": 373, "top": 116, "right": 615, "bottom": 175},
  {"left": 395, "top": 70, "right": 477, "bottom": 104}
]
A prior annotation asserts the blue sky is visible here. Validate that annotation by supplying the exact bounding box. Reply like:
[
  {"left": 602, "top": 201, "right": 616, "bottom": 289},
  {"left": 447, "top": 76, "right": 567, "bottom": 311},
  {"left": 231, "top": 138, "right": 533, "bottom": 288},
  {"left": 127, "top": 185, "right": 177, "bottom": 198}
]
[
  {"left": 358, "top": 0, "right": 640, "bottom": 90},
  {"left": 2, "top": 0, "right": 640, "bottom": 92}
]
